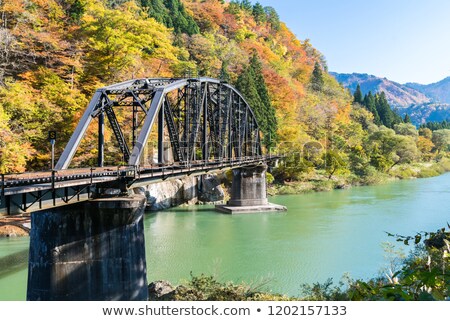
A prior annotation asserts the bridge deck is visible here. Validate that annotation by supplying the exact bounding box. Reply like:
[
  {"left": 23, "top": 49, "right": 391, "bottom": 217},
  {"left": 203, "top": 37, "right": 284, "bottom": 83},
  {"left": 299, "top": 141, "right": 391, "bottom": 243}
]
[{"left": 1, "top": 156, "right": 278, "bottom": 215}]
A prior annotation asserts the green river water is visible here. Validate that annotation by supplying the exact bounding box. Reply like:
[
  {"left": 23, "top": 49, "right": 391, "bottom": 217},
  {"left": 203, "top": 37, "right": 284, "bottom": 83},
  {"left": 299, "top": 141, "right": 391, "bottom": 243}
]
[{"left": 1, "top": 173, "right": 450, "bottom": 300}]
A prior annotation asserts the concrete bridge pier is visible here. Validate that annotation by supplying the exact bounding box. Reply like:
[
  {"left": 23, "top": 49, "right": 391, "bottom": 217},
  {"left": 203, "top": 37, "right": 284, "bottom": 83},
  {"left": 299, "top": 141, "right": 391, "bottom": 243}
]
[
  {"left": 27, "top": 195, "right": 148, "bottom": 301},
  {"left": 216, "top": 164, "right": 286, "bottom": 214}
]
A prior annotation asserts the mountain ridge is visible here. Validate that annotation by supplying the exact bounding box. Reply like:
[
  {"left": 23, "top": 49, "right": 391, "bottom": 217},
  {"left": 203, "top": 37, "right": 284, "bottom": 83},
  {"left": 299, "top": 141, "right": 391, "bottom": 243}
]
[
  {"left": 331, "top": 72, "right": 450, "bottom": 124},
  {"left": 405, "top": 76, "right": 450, "bottom": 104}
]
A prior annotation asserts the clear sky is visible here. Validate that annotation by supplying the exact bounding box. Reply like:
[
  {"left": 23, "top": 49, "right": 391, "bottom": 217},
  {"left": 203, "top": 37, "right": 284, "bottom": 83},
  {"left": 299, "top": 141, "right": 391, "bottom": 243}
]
[{"left": 252, "top": 0, "right": 450, "bottom": 84}]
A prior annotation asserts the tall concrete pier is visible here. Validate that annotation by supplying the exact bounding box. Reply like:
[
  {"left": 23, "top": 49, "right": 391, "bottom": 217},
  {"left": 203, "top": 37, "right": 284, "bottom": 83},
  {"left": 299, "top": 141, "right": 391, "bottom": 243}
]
[
  {"left": 216, "top": 165, "right": 286, "bottom": 214},
  {"left": 27, "top": 195, "right": 148, "bottom": 301}
]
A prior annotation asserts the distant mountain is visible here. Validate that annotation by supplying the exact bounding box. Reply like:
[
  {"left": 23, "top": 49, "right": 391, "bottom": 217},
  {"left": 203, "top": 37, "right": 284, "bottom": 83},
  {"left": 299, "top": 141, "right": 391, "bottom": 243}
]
[
  {"left": 330, "top": 72, "right": 431, "bottom": 108},
  {"left": 403, "top": 103, "right": 450, "bottom": 124},
  {"left": 405, "top": 77, "right": 450, "bottom": 104},
  {"left": 331, "top": 72, "right": 450, "bottom": 124}
]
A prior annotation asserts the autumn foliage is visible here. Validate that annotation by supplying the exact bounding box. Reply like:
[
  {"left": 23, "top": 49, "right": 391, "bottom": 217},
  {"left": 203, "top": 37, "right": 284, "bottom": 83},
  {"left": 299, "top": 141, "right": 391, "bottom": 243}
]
[{"left": 0, "top": 0, "right": 446, "bottom": 177}]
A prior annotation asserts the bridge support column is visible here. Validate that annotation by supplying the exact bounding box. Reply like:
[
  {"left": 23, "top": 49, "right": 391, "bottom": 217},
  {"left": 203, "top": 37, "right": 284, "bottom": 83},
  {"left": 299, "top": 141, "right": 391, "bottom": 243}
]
[
  {"left": 27, "top": 195, "right": 148, "bottom": 301},
  {"left": 216, "top": 165, "right": 286, "bottom": 214}
]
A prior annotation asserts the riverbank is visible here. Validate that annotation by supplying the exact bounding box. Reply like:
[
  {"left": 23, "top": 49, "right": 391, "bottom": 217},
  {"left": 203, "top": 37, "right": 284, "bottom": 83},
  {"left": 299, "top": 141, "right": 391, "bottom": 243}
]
[
  {"left": 148, "top": 277, "right": 293, "bottom": 301},
  {"left": 0, "top": 217, "right": 30, "bottom": 237},
  {"left": 268, "top": 158, "right": 450, "bottom": 196}
]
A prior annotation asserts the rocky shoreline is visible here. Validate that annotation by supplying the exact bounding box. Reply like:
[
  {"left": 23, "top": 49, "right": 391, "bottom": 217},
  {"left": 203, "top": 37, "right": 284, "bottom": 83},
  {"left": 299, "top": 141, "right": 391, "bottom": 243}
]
[{"left": 0, "top": 216, "right": 31, "bottom": 237}]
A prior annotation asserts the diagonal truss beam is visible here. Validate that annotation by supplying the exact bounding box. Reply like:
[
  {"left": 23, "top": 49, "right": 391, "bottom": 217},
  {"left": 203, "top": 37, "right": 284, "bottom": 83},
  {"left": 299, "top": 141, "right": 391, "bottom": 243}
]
[{"left": 56, "top": 78, "right": 263, "bottom": 169}]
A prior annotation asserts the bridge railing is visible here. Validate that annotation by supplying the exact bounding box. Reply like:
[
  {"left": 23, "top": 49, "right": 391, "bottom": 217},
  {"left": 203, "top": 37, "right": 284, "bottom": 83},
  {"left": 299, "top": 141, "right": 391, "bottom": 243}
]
[{"left": 1, "top": 155, "right": 279, "bottom": 188}]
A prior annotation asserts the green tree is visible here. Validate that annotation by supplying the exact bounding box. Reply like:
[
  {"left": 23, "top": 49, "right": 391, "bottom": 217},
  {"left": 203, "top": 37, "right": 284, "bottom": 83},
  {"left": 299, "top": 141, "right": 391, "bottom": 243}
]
[
  {"left": 67, "top": 0, "right": 86, "bottom": 21},
  {"left": 369, "top": 128, "right": 418, "bottom": 172},
  {"left": 418, "top": 127, "right": 432, "bottom": 139},
  {"left": 140, "top": 0, "right": 199, "bottom": 35},
  {"left": 239, "top": 0, "right": 253, "bottom": 12},
  {"left": 236, "top": 53, "right": 277, "bottom": 149},
  {"left": 252, "top": 2, "right": 266, "bottom": 23},
  {"left": 350, "top": 105, "right": 374, "bottom": 130},
  {"left": 322, "top": 150, "right": 347, "bottom": 179},
  {"left": 403, "top": 113, "right": 412, "bottom": 123},
  {"left": 432, "top": 129, "right": 450, "bottom": 153},
  {"left": 310, "top": 62, "right": 324, "bottom": 92},
  {"left": 353, "top": 84, "right": 363, "bottom": 104},
  {"left": 264, "top": 6, "right": 280, "bottom": 30},
  {"left": 393, "top": 123, "right": 418, "bottom": 138},
  {"left": 363, "top": 92, "right": 380, "bottom": 124},
  {"left": 375, "top": 92, "right": 394, "bottom": 128}
]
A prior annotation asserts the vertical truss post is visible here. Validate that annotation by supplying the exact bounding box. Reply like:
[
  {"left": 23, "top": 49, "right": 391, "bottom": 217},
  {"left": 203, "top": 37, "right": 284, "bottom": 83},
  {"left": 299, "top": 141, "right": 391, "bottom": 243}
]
[
  {"left": 237, "top": 97, "right": 242, "bottom": 159},
  {"left": 184, "top": 86, "right": 190, "bottom": 162},
  {"left": 227, "top": 91, "right": 233, "bottom": 160},
  {"left": 202, "top": 83, "right": 208, "bottom": 161},
  {"left": 132, "top": 98, "right": 138, "bottom": 149},
  {"left": 97, "top": 111, "right": 104, "bottom": 167},
  {"left": 158, "top": 98, "right": 165, "bottom": 164}
]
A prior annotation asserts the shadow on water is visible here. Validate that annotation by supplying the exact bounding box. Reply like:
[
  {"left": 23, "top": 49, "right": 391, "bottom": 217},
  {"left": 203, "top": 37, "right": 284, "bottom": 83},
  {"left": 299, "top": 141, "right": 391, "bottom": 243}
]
[{"left": 0, "top": 249, "right": 28, "bottom": 279}]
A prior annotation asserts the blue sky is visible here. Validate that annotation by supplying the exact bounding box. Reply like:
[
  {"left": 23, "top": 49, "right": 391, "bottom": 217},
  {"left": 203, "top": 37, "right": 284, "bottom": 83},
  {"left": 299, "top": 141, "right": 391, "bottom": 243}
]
[{"left": 252, "top": 0, "right": 450, "bottom": 84}]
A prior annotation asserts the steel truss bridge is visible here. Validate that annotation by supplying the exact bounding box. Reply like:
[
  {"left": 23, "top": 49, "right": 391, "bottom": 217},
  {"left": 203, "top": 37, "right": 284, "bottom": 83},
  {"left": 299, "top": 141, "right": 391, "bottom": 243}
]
[{"left": 1, "top": 77, "right": 276, "bottom": 215}]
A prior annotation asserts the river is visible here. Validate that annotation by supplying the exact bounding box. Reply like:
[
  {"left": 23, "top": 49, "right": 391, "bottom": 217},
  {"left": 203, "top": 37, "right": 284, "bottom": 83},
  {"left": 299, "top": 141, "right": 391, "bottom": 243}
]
[{"left": 1, "top": 173, "right": 449, "bottom": 300}]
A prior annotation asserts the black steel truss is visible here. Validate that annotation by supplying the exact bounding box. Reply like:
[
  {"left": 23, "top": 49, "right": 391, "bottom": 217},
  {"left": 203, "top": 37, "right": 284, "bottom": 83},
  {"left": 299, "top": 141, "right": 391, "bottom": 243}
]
[{"left": 55, "top": 77, "right": 263, "bottom": 170}]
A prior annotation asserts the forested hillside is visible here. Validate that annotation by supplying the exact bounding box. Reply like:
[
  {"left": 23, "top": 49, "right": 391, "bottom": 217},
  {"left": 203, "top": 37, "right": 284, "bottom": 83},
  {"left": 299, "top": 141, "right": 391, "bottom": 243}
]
[{"left": 0, "top": 0, "right": 449, "bottom": 185}]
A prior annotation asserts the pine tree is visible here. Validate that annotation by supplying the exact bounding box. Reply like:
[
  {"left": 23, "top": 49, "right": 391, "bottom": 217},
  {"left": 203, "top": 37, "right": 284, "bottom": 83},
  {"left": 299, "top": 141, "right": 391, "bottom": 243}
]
[
  {"left": 264, "top": 6, "right": 280, "bottom": 30},
  {"left": 403, "top": 113, "right": 412, "bottom": 123},
  {"left": 240, "top": 0, "right": 253, "bottom": 12},
  {"left": 236, "top": 53, "right": 277, "bottom": 149},
  {"left": 250, "top": 53, "right": 277, "bottom": 148},
  {"left": 375, "top": 92, "right": 394, "bottom": 128},
  {"left": 353, "top": 84, "right": 363, "bottom": 104},
  {"left": 140, "top": 0, "right": 199, "bottom": 35},
  {"left": 68, "top": 0, "right": 86, "bottom": 21},
  {"left": 310, "top": 62, "right": 324, "bottom": 92},
  {"left": 363, "top": 92, "right": 380, "bottom": 125},
  {"left": 236, "top": 65, "right": 264, "bottom": 123},
  {"left": 252, "top": 2, "right": 266, "bottom": 23}
]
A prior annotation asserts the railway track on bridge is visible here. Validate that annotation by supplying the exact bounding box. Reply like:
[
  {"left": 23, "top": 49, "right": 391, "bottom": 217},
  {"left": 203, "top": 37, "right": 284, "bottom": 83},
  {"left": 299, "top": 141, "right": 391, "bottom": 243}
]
[{"left": 1, "top": 156, "right": 278, "bottom": 215}]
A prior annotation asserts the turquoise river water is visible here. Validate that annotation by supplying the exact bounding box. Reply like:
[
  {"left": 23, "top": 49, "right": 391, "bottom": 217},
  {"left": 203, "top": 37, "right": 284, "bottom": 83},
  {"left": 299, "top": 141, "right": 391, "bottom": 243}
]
[{"left": 1, "top": 173, "right": 450, "bottom": 300}]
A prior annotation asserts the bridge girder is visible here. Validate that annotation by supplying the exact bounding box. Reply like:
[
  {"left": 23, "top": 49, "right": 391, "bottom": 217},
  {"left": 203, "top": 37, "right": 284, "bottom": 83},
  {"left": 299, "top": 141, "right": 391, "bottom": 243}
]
[{"left": 55, "top": 77, "right": 262, "bottom": 170}]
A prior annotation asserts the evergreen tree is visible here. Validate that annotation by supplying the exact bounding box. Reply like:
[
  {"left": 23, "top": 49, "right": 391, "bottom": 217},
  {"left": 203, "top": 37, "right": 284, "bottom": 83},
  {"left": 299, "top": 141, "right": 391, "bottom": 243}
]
[
  {"left": 420, "top": 119, "right": 450, "bottom": 130},
  {"left": 236, "top": 53, "right": 278, "bottom": 149},
  {"left": 140, "top": 0, "right": 199, "bottom": 35},
  {"left": 264, "top": 6, "right": 281, "bottom": 30},
  {"left": 310, "top": 62, "right": 324, "bottom": 92},
  {"left": 68, "top": 0, "right": 86, "bottom": 21},
  {"left": 363, "top": 92, "right": 380, "bottom": 125},
  {"left": 403, "top": 113, "right": 412, "bottom": 123},
  {"left": 239, "top": 0, "right": 253, "bottom": 12},
  {"left": 252, "top": 2, "right": 266, "bottom": 23},
  {"left": 353, "top": 83, "right": 363, "bottom": 104},
  {"left": 250, "top": 53, "right": 277, "bottom": 148},
  {"left": 375, "top": 92, "right": 394, "bottom": 128}
]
